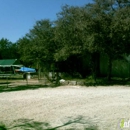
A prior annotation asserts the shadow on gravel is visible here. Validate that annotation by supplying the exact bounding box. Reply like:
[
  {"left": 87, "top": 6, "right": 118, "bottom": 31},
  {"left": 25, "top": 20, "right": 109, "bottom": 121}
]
[
  {"left": 4, "top": 116, "right": 98, "bottom": 130},
  {"left": 0, "top": 83, "right": 60, "bottom": 93},
  {"left": 0, "top": 80, "right": 130, "bottom": 93}
]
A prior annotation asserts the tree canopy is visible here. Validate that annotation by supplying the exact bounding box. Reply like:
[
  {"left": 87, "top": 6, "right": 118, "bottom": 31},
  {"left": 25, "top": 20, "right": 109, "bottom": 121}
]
[
  {"left": 12, "top": 0, "right": 130, "bottom": 80},
  {"left": 0, "top": 38, "right": 18, "bottom": 59}
]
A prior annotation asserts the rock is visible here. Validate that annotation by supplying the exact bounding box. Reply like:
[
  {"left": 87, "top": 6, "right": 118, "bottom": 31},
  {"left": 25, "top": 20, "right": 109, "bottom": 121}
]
[
  {"left": 60, "top": 81, "right": 69, "bottom": 85},
  {"left": 68, "top": 81, "right": 77, "bottom": 85},
  {"left": 77, "top": 81, "right": 85, "bottom": 86},
  {"left": 59, "top": 79, "right": 65, "bottom": 83}
]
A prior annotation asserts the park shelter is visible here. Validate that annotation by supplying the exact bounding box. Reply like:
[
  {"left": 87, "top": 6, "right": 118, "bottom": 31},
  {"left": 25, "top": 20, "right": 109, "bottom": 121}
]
[{"left": 0, "top": 59, "right": 22, "bottom": 74}]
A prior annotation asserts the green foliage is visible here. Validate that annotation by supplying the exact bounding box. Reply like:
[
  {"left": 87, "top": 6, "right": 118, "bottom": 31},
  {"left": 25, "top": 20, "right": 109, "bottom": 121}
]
[
  {"left": 17, "top": 19, "right": 57, "bottom": 71},
  {"left": 0, "top": 38, "right": 18, "bottom": 59},
  {"left": 54, "top": 5, "right": 87, "bottom": 61},
  {"left": 0, "top": 122, "right": 7, "bottom": 130},
  {"left": 16, "top": 0, "right": 130, "bottom": 80}
]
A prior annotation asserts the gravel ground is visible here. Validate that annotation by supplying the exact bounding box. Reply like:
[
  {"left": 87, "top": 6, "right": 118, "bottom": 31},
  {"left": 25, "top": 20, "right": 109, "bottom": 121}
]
[{"left": 0, "top": 85, "right": 130, "bottom": 130}]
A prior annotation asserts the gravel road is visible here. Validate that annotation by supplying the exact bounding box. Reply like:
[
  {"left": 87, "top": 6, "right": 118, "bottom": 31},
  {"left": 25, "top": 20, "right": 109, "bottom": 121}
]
[{"left": 0, "top": 85, "right": 130, "bottom": 130}]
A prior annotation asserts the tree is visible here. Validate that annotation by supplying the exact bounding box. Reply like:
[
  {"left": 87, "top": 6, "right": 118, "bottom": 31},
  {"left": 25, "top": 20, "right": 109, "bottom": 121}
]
[
  {"left": 82, "top": 0, "right": 130, "bottom": 80},
  {"left": 112, "top": 2, "right": 130, "bottom": 54},
  {"left": 0, "top": 38, "right": 18, "bottom": 59},
  {"left": 54, "top": 5, "right": 94, "bottom": 78},
  {"left": 17, "top": 37, "right": 32, "bottom": 66},
  {"left": 17, "top": 19, "right": 57, "bottom": 79},
  {"left": 18, "top": 0, "right": 130, "bottom": 82}
]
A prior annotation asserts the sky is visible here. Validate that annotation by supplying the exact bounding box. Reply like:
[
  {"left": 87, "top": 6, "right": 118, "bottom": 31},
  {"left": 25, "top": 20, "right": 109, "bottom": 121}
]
[{"left": 0, "top": 0, "right": 93, "bottom": 43}]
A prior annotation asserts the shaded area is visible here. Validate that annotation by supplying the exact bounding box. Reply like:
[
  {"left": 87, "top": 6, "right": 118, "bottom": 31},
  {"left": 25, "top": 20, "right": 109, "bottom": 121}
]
[
  {"left": 0, "top": 82, "right": 11, "bottom": 85},
  {"left": 6, "top": 116, "right": 98, "bottom": 130},
  {"left": 85, "top": 77, "right": 130, "bottom": 86},
  {"left": 0, "top": 77, "right": 130, "bottom": 93},
  {"left": 0, "top": 126, "right": 7, "bottom": 130},
  {"left": 0, "top": 84, "right": 59, "bottom": 93},
  {"left": 0, "top": 122, "right": 7, "bottom": 130}
]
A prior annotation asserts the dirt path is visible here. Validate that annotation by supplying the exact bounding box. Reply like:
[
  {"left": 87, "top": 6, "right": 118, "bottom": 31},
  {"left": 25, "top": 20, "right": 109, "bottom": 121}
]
[{"left": 0, "top": 86, "right": 130, "bottom": 130}]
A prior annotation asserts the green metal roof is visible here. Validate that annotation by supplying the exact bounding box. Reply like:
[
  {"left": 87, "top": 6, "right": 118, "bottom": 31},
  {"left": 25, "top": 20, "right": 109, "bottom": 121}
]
[{"left": 0, "top": 59, "right": 22, "bottom": 67}]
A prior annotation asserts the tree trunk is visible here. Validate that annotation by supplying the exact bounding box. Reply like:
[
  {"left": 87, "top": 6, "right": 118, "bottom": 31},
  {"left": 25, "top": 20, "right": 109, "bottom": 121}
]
[
  {"left": 107, "top": 56, "right": 112, "bottom": 81},
  {"left": 91, "top": 52, "right": 100, "bottom": 83},
  {"left": 56, "top": 72, "right": 60, "bottom": 85},
  {"left": 38, "top": 62, "right": 41, "bottom": 80}
]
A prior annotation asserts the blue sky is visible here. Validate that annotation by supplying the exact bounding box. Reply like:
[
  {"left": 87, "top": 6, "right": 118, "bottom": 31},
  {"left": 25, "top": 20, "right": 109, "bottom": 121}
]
[{"left": 0, "top": 0, "right": 93, "bottom": 43}]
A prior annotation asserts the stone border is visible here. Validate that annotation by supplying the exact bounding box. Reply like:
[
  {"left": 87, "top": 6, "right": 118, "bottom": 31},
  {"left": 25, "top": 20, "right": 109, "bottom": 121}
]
[{"left": 60, "top": 80, "right": 85, "bottom": 86}]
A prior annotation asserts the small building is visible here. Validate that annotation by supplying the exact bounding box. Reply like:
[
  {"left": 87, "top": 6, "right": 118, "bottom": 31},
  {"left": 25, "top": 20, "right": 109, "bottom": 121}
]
[{"left": 0, "top": 59, "right": 22, "bottom": 74}]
